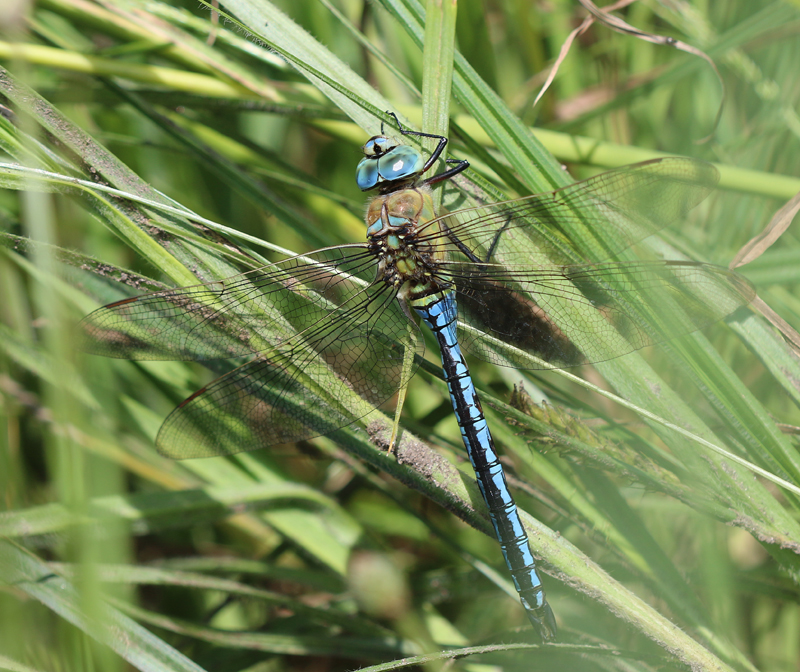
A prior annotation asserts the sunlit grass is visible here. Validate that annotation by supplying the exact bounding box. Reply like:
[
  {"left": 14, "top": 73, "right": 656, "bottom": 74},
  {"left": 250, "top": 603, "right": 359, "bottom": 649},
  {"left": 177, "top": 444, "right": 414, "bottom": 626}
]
[{"left": 1, "top": 1, "right": 799, "bottom": 671}]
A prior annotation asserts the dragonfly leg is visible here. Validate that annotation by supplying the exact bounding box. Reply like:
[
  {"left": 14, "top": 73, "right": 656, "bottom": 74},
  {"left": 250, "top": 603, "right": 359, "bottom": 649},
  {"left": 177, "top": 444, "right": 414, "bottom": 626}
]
[
  {"left": 385, "top": 111, "right": 470, "bottom": 180},
  {"left": 439, "top": 218, "right": 482, "bottom": 263},
  {"left": 420, "top": 158, "right": 469, "bottom": 188},
  {"left": 386, "top": 111, "right": 448, "bottom": 169},
  {"left": 441, "top": 206, "right": 513, "bottom": 263},
  {"left": 484, "top": 212, "right": 514, "bottom": 262}
]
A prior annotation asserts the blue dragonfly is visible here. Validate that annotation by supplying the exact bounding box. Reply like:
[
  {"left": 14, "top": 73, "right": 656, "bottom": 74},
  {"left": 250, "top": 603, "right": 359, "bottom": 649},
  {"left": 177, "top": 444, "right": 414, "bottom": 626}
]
[{"left": 80, "top": 114, "right": 754, "bottom": 640}]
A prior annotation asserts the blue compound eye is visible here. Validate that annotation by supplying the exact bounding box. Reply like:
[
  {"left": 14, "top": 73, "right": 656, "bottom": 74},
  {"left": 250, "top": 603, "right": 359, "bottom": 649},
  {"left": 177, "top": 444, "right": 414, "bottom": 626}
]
[
  {"left": 378, "top": 145, "right": 424, "bottom": 181},
  {"left": 355, "top": 156, "right": 380, "bottom": 191},
  {"left": 355, "top": 144, "right": 425, "bottom": 191},
  {"left": 356, "top": 135, "right": 425, "bottom": 191}
]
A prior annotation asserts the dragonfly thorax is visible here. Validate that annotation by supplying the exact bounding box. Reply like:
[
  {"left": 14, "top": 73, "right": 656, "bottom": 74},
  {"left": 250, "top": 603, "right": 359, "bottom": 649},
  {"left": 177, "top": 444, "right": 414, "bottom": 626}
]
[
  {"left": 367, "top": 186, "right": 448, "bottom": 297},
  {"left": 365, "top": 186, "right": 435, "bottom": 235}
]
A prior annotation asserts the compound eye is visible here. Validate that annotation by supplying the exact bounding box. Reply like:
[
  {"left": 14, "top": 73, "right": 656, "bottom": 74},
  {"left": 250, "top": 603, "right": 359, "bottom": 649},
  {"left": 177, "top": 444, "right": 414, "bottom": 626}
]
[
  {"left": 379, "top": 145, "right": 424, "bottom": 181},
  {"left": 355, "top": 156, "right": 379, "bottom": 191}
]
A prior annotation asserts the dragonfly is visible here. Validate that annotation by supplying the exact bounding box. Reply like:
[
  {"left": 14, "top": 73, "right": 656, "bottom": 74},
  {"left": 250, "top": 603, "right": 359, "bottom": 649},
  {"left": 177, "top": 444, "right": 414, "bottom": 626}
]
[{"left": 80, "top": 113, "right": 755, "bottom": 641}]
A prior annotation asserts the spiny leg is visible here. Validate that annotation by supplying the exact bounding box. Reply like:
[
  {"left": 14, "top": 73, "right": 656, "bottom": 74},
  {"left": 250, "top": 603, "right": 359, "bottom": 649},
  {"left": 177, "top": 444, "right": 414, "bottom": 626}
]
[{"left": 384, "top": 111, "right": 469, "bottom": 183}]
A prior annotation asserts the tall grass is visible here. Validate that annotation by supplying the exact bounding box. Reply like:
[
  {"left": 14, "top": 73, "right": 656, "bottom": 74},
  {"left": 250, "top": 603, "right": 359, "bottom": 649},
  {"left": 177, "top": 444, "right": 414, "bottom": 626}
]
[{"left": 1, "top": 1, "right": 799, "bottom": 671}]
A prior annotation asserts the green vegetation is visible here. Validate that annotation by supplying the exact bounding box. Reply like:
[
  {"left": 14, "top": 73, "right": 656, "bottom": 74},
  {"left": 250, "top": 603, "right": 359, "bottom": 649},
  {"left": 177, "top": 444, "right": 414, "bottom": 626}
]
[{"left": 1, "top": 1, "right": 799, "bottom": 670}]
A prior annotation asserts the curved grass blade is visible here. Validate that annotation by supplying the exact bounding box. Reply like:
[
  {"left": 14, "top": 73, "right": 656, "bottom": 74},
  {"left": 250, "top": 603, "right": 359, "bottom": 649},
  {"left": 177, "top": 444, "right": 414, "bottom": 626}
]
[{"left": 0, "top": 541, "right": 208, "bottom": 672}]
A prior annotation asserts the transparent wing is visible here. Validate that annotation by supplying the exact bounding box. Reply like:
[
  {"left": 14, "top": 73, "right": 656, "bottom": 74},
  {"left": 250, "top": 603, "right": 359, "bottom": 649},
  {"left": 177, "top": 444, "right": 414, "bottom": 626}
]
[
  {"left": 447, "top": 260, "right": 755, "bottom": 369},
  {"left": 79, "top": 245, "right": 422, "bottom": 457},
  {"left": 423, "top": 157, "right": 719, "bottom": 266},
  {"left": 78, "top": 245, "right": 378, "bottom": 360},
  {"left": 156, "top": 283, "right": 421, "bottom": 458}
]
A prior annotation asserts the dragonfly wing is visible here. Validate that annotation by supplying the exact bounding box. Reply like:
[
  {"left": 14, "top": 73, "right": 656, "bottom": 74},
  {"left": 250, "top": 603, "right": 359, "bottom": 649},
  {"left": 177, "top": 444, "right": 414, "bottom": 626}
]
[
  {"left": 78, "top": 245, "right": 379, "bottom": 361},
  {"left": 155, "top": 282, "right": 422, "bottom": 458},
  {"left": 450, "top": 260, "right": 755, "bottom": 369},
  {"left": 427, "top": 158, "right": 719, "bottom": 266}
]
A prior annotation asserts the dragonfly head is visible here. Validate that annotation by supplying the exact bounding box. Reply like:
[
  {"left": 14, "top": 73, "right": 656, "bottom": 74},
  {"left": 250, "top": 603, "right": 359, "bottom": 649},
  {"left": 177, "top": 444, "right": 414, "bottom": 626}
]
[
  {"left": 361, "top": 134, "right": 395, "bottom": 158},
  {"left": 356, "top": 134, "right": 425, "bottom": 192}
]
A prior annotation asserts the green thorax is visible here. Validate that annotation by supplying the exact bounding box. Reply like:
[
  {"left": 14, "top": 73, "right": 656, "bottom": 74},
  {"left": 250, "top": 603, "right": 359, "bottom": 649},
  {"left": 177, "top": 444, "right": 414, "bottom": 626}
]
[{"left": 365, "top": 185, "right": 450, "bottom": 305}]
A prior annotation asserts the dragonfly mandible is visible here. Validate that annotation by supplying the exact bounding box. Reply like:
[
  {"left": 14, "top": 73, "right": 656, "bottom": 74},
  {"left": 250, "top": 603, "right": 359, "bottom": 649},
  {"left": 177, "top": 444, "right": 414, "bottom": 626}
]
[{"left": 80, "top": 113, "right": 755, "bottom": 641}]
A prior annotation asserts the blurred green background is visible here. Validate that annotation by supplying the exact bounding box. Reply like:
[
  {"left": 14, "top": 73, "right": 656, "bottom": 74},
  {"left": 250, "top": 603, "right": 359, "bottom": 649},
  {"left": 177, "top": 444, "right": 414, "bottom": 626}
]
[{"left": 1, "top": 1, "right": 800, "bottom": 671}]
